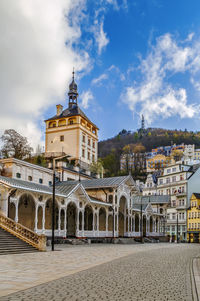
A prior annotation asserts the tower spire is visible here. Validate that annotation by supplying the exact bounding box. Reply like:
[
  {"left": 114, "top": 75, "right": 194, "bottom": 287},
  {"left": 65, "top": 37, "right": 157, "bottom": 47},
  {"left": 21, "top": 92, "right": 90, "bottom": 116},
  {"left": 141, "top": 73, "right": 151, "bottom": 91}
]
[{"left": 68, "top": 69, "right": 78, "bottom": 108}]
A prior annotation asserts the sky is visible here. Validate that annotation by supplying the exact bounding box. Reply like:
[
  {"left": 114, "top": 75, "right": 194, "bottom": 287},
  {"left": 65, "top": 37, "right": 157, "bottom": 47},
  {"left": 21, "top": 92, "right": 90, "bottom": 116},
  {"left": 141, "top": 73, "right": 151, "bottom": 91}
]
[{"left": 1, "top": 0, "right": 200, "bottom": 150}]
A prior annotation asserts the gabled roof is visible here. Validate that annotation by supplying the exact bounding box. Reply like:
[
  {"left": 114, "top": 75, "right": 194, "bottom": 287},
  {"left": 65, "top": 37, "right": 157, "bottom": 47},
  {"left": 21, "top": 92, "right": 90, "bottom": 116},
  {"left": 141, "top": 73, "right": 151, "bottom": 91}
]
[
  {"left": 192, "top": 193, "right": 200, "bottom": 199},
  {"left": 45, "top": 105, "right": 99, "bottom": 129},
  {"left": 57, "top": 176, "right": 134, "bottom": 190},
  {"left": 0, "top": 175, "right": 66, "bottom": 197}
]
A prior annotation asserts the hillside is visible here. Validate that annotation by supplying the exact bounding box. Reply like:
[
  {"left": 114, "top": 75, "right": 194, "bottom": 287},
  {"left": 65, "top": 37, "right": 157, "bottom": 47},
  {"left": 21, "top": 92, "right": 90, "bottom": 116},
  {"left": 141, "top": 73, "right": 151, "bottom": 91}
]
[
  {"left": 98, "top": 128, "right": 200, "bottom": 178},
  {"left": 98, "top": 128, "right": 200, "bottom": 158}
]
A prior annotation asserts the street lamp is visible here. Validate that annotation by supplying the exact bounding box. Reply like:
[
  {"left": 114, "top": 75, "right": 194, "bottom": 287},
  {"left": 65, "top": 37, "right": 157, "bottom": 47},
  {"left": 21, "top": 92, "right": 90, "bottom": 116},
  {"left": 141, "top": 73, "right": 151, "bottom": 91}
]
[{"left": 52, "top": 154, "right": 70, "bottom": 251}]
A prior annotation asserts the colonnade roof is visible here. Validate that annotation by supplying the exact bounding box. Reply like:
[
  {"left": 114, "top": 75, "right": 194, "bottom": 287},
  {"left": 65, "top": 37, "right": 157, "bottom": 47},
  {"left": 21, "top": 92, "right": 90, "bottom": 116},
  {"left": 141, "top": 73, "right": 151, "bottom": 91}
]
[
  {"left": 57, "top": 175, "right": 135, "bottom": 190},
  {"left": 132, "top": 195, "right": 170, "bottom": 204},
  {"left": 0, "top": 175, "right": 67, "bottom": 197}
]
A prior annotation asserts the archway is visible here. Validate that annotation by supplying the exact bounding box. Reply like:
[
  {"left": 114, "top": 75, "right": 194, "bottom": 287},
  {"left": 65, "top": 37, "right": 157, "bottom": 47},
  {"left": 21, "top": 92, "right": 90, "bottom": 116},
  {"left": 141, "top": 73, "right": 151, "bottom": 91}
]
[
  {"left": 143, "top": 215, "right": 147, "bottom": 237},
  {"left": 84, "top": 205, "right": 93, "bottom": 231},
  {"left": 67, "top": 202, "right": 77, "bottom": 237},
  {"left": 108, "top": 215, "right": 113, "bottom": 231},
  {"left": 99, "top": 208, "right": 106, "bottom": 231},
  {"left": 118, "top": 196, "right": 127, "bottom": 237},
  {"left": 135, "top": 214, "right": 139, "bottom": 232},
  {"left": 45, "top": 199, "right": 59, "bottom": 230},
  {"left": 60, "top": 209, "right": 65, "bottom": 230},
  {"left": 8, "top": 202, "right": 15, "bottom": 220},
  {"left": 79, "top": 211, "right": 82, "bottom": 231},
  {"left": 18, "top": 194, "right": 35, "bottom": 231},
  {"left": 37, "top": 206, "right": 43, "bottom": 229},
  {"left": 150, "top": 216, "right": 153, "bottom": 233}
]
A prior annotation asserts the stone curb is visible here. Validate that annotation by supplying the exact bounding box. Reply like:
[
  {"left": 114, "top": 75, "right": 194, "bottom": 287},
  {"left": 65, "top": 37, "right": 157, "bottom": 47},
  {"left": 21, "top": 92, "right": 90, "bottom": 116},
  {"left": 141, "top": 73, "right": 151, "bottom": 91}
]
[{"left": 191, "top": 257, "right": 200, "bottom": 301}]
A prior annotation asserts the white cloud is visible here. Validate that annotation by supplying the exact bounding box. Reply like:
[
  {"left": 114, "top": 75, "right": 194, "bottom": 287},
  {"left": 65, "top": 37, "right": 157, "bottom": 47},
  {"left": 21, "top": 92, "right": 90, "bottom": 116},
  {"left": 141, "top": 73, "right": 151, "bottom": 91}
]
[
  {"left": 122, "top": 33, "right": 200, "bottom": 125},
  {"left": 93, "top": 20, "right": 109, "bottom": 55},
  {"left": 80, "top": 90, "right": 94, "bottom": 109},
  {"left": 0, "top": 0, "right": 90, "bottom": 150},
  {"left": 92, "top": 73, "right": 108, "bottom": 85}
]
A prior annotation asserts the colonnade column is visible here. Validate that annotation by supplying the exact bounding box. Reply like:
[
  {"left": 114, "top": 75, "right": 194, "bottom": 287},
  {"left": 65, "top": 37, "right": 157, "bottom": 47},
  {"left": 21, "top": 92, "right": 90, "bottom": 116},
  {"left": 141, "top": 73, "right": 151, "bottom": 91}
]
[
  {"left": 42, "top": 205, "right": 45, "bottom": 233},
  {"left": 15, "top": 200, "right": 19, "bottom": 223},
  {"left": 34, "top": 204, "right": 38, "bottom": 232},
  {"left": 64, "top": 209, "right": 67, "bottom": 236},
  {"left": 106, "top": 211, "right": 108, "bottom": 233},
  {"left": 58, "top": 208, "right": 61, "bottom": 233}
]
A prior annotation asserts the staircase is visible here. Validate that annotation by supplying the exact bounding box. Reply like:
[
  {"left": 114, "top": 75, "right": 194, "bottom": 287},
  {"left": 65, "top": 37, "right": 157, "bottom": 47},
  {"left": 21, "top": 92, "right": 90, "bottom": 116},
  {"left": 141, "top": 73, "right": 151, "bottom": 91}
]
[{"left": 0, "top": 227, "right": 39, "bottom": 255}]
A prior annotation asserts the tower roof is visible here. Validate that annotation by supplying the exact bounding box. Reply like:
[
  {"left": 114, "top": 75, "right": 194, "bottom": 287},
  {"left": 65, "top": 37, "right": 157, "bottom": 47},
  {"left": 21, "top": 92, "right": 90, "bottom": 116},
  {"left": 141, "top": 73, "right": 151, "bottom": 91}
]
[{"left": 45, "top": 105, "right": 99, "bottom": 129}]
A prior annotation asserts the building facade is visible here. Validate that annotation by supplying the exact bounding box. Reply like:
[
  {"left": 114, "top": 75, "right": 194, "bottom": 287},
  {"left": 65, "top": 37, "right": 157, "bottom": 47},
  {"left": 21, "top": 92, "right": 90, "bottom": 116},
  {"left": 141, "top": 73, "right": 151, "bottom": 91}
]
[
  {"left": 45, "top": 73, "right": 98, "bottom": 169},
  {"left": 187, "top": 193, "right": 200, "bottom": 243}
]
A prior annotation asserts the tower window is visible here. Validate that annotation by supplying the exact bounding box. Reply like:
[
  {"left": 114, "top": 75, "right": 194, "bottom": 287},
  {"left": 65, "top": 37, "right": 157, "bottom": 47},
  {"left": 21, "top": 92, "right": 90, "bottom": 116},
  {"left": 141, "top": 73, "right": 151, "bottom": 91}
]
[{"left": 60, "top": 135, "right": 64, "bottom": 142}]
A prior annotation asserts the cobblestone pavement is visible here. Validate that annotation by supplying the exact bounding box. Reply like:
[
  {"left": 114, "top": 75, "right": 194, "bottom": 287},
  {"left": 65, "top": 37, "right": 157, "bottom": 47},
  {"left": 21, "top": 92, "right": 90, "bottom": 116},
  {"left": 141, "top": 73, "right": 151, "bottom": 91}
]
[{"left": 1, "top": 244, "right": 199, "bottom": 301}]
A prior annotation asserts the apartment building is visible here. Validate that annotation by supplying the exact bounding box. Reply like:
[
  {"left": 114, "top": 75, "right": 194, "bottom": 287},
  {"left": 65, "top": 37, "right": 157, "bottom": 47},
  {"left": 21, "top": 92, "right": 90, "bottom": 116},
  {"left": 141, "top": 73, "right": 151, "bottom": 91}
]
[{"left": 157, "top": 162, "right": 200, "bottom": 241}]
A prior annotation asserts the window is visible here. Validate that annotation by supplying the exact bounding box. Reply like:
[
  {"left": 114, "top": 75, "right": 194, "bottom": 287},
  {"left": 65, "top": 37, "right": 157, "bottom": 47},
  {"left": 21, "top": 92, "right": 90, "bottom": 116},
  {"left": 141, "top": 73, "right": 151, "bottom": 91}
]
[
  {"left": 93, "top": 141, "right": 95, "bottom": 148},
  {"left": 88, "top": 139, "right": 91, "bottom": 146},
  {"left": 172, "top": 225, "right": 175, "bottom": 232},
  {"left": 182, "top": 212, "right": 185, "bottom": 220},
  {"left": 60, "top": 135, "right": 64, "bottom": 142},
  {"left": 167, "top": 214, "right": 170, "bottom": 220},
  {"left": 16, "top": 173, "right": 21, "bottom": 179},
  {"left": 167, "top": 169, "right": 171, "bottom": 173},
  {"left": 49, "top": 181, "right": 52, "bottom": 186},
  {"left": 159, "top": 179, "right": 163, "bottom": 185},
  {"left": 166, "top": 177, "right": 170, "bottom": 184},
  {"left": 39, "top": 178, "right": 43, "bottom": 184},
  {"left": 180, "top": 174, "right": 184, "bottom": 181},
  {"left": 28, "top": 176, "right": 32, "bottom": 181},
  {"left": 92, "top": 154, "right": 95, "bottom": 162},
  {"left": 88, "top": 152, "right": 90, "bottom": 160},
  {"left": 189, "top": 212, "right": 191, "bottom": 218},
  {"left": 172, "top": 200, "right": 176, "bottom": 207},
  {"left": 182, "top": 199, "right": 185, "bottom": 206},
  {"left": 82, "top": 149, "right": 85, "bottom": 158},
  {"left": 172, "top": 213, "right": 176, "bottom": 220},
  {"left": 172, "top": 176, "right": 176, "bottom": 182},
  {"left": 172, "top": 167, "right": 176, "bottom": 172},
  {"left": 82, "top": 135, "right": 85, "bottom": 143}
]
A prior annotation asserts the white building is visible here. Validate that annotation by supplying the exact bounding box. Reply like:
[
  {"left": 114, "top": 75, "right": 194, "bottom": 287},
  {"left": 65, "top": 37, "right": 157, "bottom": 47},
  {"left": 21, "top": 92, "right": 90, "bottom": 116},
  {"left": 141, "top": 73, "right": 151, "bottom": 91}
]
[{"left": 157, "top": 162, "right": 200, "bottom": 241}]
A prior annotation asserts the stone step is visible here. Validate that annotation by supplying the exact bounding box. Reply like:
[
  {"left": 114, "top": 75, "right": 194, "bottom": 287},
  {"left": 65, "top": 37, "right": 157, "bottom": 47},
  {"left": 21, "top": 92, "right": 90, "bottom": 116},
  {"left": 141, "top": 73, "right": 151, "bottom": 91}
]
[{"left": 0, "top": 227, "right": 39, "bottom": 255}]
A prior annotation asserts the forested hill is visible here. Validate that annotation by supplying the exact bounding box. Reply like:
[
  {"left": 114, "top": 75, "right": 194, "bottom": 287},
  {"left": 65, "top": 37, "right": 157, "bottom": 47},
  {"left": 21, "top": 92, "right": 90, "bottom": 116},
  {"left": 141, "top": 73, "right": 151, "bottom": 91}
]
[{"left": 98, "top": 128, "right": 200, "bottom": 158}]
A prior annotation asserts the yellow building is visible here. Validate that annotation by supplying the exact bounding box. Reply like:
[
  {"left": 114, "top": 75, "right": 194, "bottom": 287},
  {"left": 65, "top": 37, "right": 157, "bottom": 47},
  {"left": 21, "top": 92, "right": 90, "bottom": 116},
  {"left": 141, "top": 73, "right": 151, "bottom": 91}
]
[
  {"left": 146, "top": 154, "right": 171, "bottom": 173},
  {"left": 187, "top": 193, "right": 200, "bottom": 243},
  {"left": 45, "top": 72, "right": 99, "bottom": 169}
]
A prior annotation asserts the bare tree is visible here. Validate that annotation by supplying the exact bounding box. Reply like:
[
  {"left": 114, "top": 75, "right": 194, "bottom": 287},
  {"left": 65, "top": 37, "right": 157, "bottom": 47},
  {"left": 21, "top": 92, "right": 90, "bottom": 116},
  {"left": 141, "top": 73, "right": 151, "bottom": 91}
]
[{"left": 1, "top": 129, "right": 33, "bottom": 160}]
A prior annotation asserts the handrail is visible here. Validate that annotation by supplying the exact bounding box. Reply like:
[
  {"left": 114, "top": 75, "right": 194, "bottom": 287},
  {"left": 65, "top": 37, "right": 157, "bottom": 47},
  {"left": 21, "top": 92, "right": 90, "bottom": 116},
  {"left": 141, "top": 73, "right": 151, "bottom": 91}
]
[{"left": 0, "top": 213, "right": 46, "bottom": 251}]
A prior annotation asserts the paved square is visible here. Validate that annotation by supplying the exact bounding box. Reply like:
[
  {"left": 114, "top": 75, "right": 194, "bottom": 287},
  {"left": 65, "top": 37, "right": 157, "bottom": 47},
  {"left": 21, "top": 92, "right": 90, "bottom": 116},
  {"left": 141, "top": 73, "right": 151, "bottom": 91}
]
[{"left": 0, "top": 243, "right": 199, "bottom": 300}]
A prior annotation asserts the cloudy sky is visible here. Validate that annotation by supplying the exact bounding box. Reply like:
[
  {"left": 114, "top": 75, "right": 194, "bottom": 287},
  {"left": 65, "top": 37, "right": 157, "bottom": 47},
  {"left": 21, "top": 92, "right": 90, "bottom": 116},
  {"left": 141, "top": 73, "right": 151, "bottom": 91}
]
[{"left": 1, "top": 0, "right": 200, "bottom": 150}]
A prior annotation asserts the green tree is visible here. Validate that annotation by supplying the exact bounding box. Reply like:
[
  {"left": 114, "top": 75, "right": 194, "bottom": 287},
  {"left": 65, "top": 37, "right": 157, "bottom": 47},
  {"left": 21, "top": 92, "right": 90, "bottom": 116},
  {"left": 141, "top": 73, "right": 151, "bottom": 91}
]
[
  {"left": 90, "top": 159, "right": 104, "bottom": 177},
  {"left": 1, "top": 129, "right": 33, "bottom": 160}
]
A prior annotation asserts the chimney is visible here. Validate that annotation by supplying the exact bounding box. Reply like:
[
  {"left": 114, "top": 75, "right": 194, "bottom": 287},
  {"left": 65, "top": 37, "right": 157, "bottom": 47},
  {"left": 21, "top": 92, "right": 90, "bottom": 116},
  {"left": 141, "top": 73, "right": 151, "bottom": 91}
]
[{"left": 56, "top": 104, "right": 63, "bottom": 116}]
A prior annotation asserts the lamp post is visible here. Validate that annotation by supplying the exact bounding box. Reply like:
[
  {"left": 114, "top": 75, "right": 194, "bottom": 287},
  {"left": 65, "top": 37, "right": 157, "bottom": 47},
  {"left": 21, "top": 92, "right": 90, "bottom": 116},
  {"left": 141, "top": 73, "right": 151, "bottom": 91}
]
[{"left": 51, "top": 154, "right": 70, "bottom": 251}]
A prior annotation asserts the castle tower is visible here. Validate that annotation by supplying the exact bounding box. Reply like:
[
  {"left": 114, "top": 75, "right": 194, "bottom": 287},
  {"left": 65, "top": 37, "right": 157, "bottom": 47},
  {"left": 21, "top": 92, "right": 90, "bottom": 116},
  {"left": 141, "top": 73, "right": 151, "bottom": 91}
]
[{"left": 45, "top": 71, "right": 99, "bottom": 168}]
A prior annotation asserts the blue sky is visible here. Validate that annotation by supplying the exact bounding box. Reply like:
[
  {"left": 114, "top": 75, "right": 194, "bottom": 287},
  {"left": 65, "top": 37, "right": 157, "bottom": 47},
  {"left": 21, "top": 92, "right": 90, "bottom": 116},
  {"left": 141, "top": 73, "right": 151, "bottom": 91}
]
[{"left": 1, "top": 0, "right": 200, "bottom": 148}]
